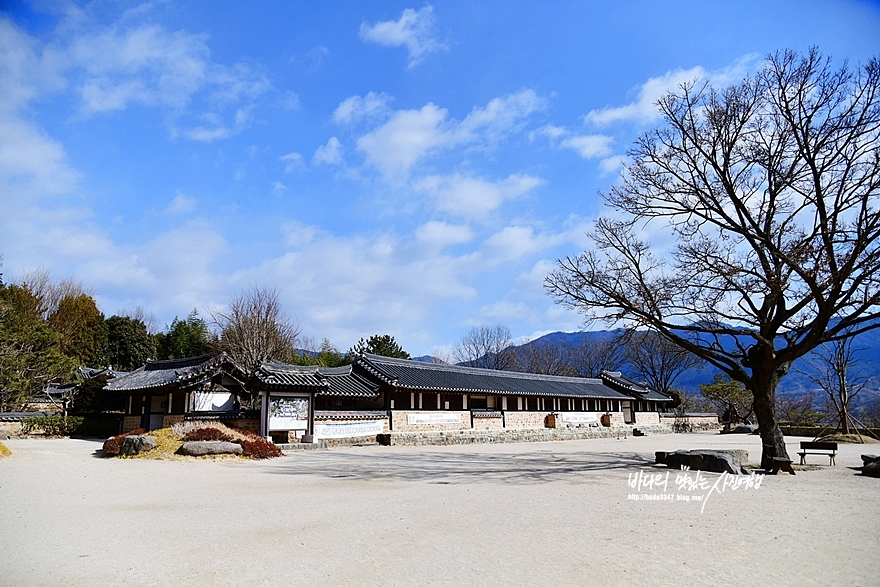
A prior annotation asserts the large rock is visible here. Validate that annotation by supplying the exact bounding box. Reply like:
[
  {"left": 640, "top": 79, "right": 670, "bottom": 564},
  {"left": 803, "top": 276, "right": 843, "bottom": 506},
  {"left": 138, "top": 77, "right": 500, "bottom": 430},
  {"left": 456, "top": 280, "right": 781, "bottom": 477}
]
[
  {"left": 656, "top": 449, "right": 748, "bottom": 474},
  {"left": 862, "top": 454, "right": 880, "bottom": 477},
  {"left": 180, "top": 441, "right": 243, "bottom": 456},
  {"left": 120, "top": 435, "right": 156, "bottom": 456}
]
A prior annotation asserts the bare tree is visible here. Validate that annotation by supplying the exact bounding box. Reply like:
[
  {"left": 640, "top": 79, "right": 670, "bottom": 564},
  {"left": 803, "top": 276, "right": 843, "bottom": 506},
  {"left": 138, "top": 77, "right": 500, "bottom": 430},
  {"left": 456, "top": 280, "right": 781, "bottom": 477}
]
[
  {"left": 803, "top": 335, "right": 872, "bottom": 434},
  {"left": 453, "top": 325, "right": 514, "bottom": 370},
  {"left": 546, "top": 49, "right": 880, "bottom": 467},
  {"left": 212, "top": 286, "right": 300, "bottom": 389},
  {"left": 16, "top": 268, "right": 87, "bottom": 320},
  {"left": 775, "top": 390, "right": 824, "bottom": 426},
  {"left": 119, "top": 306, "right": 160, "bottom": 335},
  {"left": 566, "top": 334, "right": 626, "bottom": 378},
  {"left": 515, "top": 339, "right": 575, "bottom": 376},
  {"left": 622, "top": 330, "right": 703, "bottom": 405}
]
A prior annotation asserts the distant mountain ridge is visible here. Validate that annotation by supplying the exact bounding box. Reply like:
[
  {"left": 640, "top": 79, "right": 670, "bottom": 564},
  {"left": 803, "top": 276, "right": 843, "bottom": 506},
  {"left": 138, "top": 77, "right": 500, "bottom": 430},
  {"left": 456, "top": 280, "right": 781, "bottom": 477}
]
[{"left": 514, "top": 328, "right": 880, "bottom": 396}]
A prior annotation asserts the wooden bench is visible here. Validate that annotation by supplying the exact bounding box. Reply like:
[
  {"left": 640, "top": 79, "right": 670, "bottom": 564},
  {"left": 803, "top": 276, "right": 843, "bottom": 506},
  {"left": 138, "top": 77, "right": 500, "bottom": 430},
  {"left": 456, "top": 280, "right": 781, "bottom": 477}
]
[{"left": 798, "top": 441, "right": 837, "bottom": 465}]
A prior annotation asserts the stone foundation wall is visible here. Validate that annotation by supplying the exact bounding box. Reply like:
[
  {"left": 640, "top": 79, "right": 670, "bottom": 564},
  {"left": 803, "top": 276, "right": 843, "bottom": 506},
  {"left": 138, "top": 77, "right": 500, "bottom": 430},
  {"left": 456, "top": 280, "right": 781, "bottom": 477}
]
[
  {"left": 390, "top": 411, "right": 471, "bottom": 432},
  {"left": 633, "top": 412, "right": 660, "bottom": 425},
  {"left": 504, "top": 411, "right": 553, "bottom": 429},
  {"left": 378, "top": 424, "right": 672, "bottom": 447},
  {"left": 472, "top": 414, "right": 504, "bottom": 430},
  {"left": 122, "top": 416, "right": 142, "bottom": 433},
  {"left": 162, "top": 415, "right": 184, "bottom": 428}
]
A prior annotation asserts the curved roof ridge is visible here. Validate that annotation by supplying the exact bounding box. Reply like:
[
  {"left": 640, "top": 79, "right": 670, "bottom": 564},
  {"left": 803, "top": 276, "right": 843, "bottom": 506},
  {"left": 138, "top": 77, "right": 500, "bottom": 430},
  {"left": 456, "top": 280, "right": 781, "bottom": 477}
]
[{"left": 362, "top": 353, "right": 603, "bottom": 384}]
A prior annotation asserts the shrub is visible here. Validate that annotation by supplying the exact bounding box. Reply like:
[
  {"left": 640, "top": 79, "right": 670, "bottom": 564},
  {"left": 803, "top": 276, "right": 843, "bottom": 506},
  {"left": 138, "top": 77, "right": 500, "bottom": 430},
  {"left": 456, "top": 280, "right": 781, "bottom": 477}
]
[
  {"left": 102, "top": 428, "right": 145, "bottom": 457},
  {"left": 181, "top": 424, "right": 282, "bottom": 459},
  {"left": 238, "top": 437, "right": 283, "bottom": 459},
  {"left": 182, "top": 427, "right": 234, "bottom": 443},
  {"left": 20, "top": 415, "right": 84, "bottom": 436}
]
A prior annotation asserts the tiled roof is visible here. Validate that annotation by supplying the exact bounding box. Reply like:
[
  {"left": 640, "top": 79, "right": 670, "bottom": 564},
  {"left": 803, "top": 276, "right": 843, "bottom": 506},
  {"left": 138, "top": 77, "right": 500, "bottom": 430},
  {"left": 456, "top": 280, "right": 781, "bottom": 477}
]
[
  {"left": 252, "top": 363, "right": 380, "bottom": 397},
  {"left": 357, "top": 354, "right": 629, "bottom": 399},
  {"left": 600, "top": 371, "right": 673, "bottom": 402},
  {"left": 104, "top": 353, "right": 241, "bottom": 392},
  {"left": 252, "top": 362, "right": 327, "bottom": 389}
]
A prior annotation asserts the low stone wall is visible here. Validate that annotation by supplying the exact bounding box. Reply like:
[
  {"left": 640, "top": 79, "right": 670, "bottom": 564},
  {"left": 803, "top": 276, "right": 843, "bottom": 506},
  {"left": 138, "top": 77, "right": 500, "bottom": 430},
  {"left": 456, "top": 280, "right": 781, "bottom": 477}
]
[
  {"left": 390, "top": 411, "right": 471, "bottom": 432},
  {"left": 660, "top": 413, "right": 721, "bottom": 432},
  {"left": 633, "top": 412, "right": 660, "bottom": 425},
  {"left": 378, "top": 423, "right": 672, "bottom": 447},
  {"left": 0, "top": 421, "right": 22, "bottom": 437}
]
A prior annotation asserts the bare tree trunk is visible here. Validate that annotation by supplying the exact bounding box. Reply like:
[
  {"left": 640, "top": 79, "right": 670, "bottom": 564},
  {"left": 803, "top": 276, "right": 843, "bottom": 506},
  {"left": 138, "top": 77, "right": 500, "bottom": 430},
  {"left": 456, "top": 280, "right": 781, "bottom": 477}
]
[{"left": 752, "top": 362, "right": 791, "bottom": 468}]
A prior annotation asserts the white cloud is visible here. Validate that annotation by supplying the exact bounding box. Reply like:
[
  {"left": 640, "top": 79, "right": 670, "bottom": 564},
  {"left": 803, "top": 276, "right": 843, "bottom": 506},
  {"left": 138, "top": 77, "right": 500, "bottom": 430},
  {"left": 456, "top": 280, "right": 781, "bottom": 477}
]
[
  {"left": 70, "top": 25, "right": 210, "bottom": 112},
  {"left": 313, "top": 136, "right": 343, "bottom": 165},
  {"left": 415, "top": 221, "right": 474, "bottom": 249},
  {"left": 465, "top": 300, "right": 531, "bottom": 326},
  {"left": 359, "top": 5, "right": 446, "bottom": 69},
  {"left": 414, "top": 173, "right": 543, "bottom": 220},
  {"left": 456, "top": 90, "right": 547, "bottom": 145},
  {"left": 59, "top": 22, "right": 271, "bottom": 141},
  {"left": 333, "top": 92, "right": 392, "bottom": 124},
  {"left": 560, "top": 134, "right": 613, "bottom": 159},
  {"left": 356, "top": 89, "right": 545, "bottom": 177},
  {"left": 357, "top": 103, "right": 448, "bottom": 176},
  {"left": 271, "top": 181, "right": 287, "bottom": 194},
  {"left": 166, "top": 192, "right": 196, "bottom": 214},
  {"left": 280, "top": 151, "right": 304, "bottom": 173},
  {"left": 598, "top": 154, "right": 628, "bottom": 176},
  {"left": 516, "top": 259, "right": 558, "bottom": 297},
  {"left": 584, "top": 54, "right": 759, "bottom": 127}
]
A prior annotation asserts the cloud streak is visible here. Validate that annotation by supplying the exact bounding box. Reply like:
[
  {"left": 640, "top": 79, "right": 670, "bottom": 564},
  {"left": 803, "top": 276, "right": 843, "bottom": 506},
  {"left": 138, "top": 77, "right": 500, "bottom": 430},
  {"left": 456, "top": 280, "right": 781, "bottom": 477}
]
[{"left": 359, "top": 5, "right": 447, "bottom": 68}]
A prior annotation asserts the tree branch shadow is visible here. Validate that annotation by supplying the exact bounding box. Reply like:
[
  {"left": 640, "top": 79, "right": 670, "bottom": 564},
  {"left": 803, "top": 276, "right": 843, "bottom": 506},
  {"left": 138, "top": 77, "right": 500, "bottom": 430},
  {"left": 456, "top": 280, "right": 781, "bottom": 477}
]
[{"left": 265, "top": 449, "right": 655, "bottom": 484}]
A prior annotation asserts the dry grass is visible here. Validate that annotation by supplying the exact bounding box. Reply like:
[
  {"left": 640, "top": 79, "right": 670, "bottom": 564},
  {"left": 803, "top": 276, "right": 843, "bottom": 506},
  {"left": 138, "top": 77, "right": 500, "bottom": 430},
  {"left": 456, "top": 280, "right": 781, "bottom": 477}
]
[
  {"left": 171, "top": 420, "right": 256, "bottom": 443},
  {"left": 819, "top": 433, "right": 879, "bottom": 444},
  {"left": 0, "top": 441, "right": 11, "bottom": 458},
  {"left": 131, "top": 422, "right": 267, "bottom": 460},
  {"left": 128, "top": 428, "right": 184, "bottom": 460}
]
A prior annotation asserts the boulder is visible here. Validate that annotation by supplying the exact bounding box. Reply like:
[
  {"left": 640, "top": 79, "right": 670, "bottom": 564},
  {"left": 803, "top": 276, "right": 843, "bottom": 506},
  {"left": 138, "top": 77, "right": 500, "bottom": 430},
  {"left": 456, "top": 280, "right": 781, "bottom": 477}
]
[
  {"left": 862, "top": 455, "right": 880, "bottom": 477},
  {"left": 656, "top": 449, "right": 748, "bottom": 474},
  {"left": 120, "top": 435, "right": 156, "bottom": 456},
  {"left": 180, "top": 441, "right": 243, "bottom": 456}
]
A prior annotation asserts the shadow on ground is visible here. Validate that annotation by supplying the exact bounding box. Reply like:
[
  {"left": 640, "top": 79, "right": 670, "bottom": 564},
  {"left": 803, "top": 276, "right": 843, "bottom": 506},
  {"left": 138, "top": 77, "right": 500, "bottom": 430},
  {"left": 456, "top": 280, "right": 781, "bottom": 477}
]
[{"left": 264, "top": 449, "right": 655, "bottom": 484}]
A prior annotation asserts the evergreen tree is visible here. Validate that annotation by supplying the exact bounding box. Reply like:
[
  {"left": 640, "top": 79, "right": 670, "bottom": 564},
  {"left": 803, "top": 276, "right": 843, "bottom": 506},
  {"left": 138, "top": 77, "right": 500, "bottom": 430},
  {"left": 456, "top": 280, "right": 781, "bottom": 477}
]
[
  {"left": 348, "top": 334, "right": 410, "bottom": 360},
  {"left": 105, "top": 315, "right": 157, "bottom": 371}
]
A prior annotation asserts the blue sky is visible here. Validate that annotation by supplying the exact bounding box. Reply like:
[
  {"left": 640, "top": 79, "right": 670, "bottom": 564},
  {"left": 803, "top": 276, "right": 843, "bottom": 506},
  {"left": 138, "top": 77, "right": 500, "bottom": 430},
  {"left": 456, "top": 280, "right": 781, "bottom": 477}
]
[{"left": 2, "top": 1, "right": 879, "bottom": 357}]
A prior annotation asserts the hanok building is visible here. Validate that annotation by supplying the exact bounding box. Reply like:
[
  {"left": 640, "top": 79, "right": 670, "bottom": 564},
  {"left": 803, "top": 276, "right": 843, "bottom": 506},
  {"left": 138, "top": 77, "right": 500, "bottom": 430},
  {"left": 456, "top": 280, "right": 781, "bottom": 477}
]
[
  {"left": 105, "top": 352, "right": 674, "bottom": 442},
  {"left": 599, "top": 371, "right": 675, "bottom": 426},
  {"left": 105, "top": 353, "right": 255, "bottom": 433}
]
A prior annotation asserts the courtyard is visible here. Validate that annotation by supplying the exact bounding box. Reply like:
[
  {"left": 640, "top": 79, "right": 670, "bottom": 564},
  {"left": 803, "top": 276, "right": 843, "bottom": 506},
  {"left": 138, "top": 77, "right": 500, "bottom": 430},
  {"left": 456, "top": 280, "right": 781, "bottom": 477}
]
[{"left": 0, "top": 433, "right": 876, "bottom": 586}]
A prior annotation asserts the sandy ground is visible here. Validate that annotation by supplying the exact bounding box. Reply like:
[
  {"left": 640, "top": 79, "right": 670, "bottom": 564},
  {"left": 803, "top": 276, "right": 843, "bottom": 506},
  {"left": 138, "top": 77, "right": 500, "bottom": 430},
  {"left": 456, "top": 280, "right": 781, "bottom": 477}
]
[{"left": 1, "top": 433, "right": 878, "bottom": 587}]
